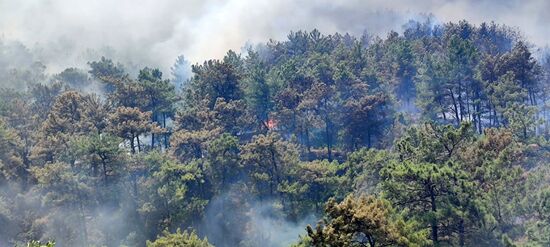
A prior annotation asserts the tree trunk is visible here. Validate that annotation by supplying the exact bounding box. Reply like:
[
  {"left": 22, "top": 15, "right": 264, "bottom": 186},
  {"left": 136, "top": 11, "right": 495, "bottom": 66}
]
[
  {"left": 457, "top": 84, "right": 464, "bottom": 122},
  {"left": 493, "top": 108, "right": 499, "bottom": 127},
  {"left": 76, "top": 189, "right": 89, "bottom": 246},
  {"left": 151, "top": 112, "right": 156, "bottom": 148},
  {"left": 270, "top": 148, "right": 283, "bottom": 198},
  {"left": 450, "top": 88, "right": 461, "bottom": 126},
  {"left": 323, "top": 104, "right": 332, "bottom": 161},
  {"left": 476, "top": 102, "right": 482, "bottom": 133},
  {"left": 459, "top": 218, "right": 465, "bottom": 247},
  {"left": 130, "top": 134, "right": 136, "bottom": 154},
  {"left": 163, "top": 112, "right": 168, "bottom": 149},
  {"left": 137, "top": 135, "right": 142, "bottom": 153},
  {"left": 101, "top": 156, "right": 108, "bottom": 185},
  {"left": 305, "top": 127, "right": 312, "bottom": 160},
  {"left": 438, "top": 98, "right": 447, "bottom": 121},
  {"left": 430, "top": 188, "right": 439, "bottom": 245},
  {"left": 325, "top": 115, "right": 333, "bottom": 161}
]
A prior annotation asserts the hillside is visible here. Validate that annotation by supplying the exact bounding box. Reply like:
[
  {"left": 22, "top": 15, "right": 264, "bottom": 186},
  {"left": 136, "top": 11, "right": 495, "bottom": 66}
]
[{"left": 1, "top": 19, "right": 550, "bottom": 247}]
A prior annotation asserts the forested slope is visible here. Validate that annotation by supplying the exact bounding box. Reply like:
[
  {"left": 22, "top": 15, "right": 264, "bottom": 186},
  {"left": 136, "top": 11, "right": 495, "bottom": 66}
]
[{"left": 1, "top": 20, "right": 549, "bottom": 247}]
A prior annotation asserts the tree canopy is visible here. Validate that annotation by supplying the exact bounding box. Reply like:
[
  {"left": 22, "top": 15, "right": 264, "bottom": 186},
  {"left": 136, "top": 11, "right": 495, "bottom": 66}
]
[{"left": 0, "top": 19, "right": 549, "bottom": 247}]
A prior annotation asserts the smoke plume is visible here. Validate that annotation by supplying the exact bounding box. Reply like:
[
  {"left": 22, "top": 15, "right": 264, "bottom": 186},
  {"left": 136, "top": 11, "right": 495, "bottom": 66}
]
[{"left": 1, "top": 0, "right": 549, "bottom": 75}]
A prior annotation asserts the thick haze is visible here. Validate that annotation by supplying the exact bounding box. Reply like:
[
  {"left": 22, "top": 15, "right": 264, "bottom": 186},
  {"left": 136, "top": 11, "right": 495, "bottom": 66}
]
[{"left": 1, "top": 0, "right": 549, "bottom": 73}]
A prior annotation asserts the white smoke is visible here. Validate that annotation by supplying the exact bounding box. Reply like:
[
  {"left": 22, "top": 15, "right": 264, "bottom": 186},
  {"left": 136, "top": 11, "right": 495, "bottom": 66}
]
[
  {"left": 1, "top": 0, "right": 549, "bottom": 75},
  {"left": 200, "top": 185, "right": 316, "bottom": 247}
]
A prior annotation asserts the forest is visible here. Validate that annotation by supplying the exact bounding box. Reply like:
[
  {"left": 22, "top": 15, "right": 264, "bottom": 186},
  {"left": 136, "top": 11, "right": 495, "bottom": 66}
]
[{"left": 0, "top": 19, "right": 550, "bottom": 247}]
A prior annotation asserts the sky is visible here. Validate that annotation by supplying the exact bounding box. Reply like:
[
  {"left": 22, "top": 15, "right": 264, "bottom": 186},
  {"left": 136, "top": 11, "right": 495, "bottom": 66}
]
[{"left": 0, "top": 0, "right": 549, "bottom": 74}]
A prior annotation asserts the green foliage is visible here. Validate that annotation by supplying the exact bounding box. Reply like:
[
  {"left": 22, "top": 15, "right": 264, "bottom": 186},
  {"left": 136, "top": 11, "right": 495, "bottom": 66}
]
[
  {"left": 0, "top": 21, "right": 548, "bottom": 247},
  {"left": 343, "top": 148, "right": 395, "bottom": 194},
  {"left": 25, "top": 240, "right": 56, "bottom": 247},
  {"left": 381, "top": 160, "right": 474, "bottom": 245},
  {"left": 520, "top": 187, "right": 550, "bottom": 246},
  {"left": 54, "top": 67, "right": 90, "bottom": 90},
  {"left": 241, "top": 132, "right": 299, "bottom": 197},
  {"left": 88, "top": 57, "right": 125, "bottom": 83},
  {"left": 243, "top": 50, "right": 271, "bottom": 127},
  {"left": 30, "top": 162, "right": 91, "bottom": 245},
  {"left": 186, "top": 58, "right": 243, "bottom": 109},
  {"left": 306, "top": 194, "right": 429, "bottom": 247},
  {"left": 146, "top": 229, "right": 212, "bottom": 247},
  {"left": 70, "top": 134, "right": 124, "bottom": 185},
  {"left": 108, "top": 106, "right": 161, "bottom": 153},
  {"left": 281, "top": 159, "right": 345, "bottom": 216},
  {"left": 137, "top": 151, "right": 208, "bottom": 234},
  {"left": 0, "top": 119, "right": 25, "bottom": 183},
  {"left": 206, "top": 133, "right": 241, "bottom": 190}
]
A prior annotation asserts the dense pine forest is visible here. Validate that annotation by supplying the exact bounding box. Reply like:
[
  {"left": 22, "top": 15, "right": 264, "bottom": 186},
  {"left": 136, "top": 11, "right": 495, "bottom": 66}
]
[{"left": 1, "top": 19, "right": 550, "bottom": 247}]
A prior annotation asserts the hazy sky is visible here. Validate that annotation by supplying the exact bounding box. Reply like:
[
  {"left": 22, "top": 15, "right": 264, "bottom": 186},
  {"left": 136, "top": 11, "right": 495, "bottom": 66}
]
[{"left": 1, "top": 0, "right": 549, "bottom": 73}]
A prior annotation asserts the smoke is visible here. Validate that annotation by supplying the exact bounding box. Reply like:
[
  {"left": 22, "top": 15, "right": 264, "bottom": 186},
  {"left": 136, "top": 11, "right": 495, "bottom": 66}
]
[
  {"left": 200, "top": 185, "right": 316, "bottom": 247},
  {"left": 243, "top": 203, "right": 315, "bottom": 247},
  {"left": 1, "top": 0, "right": 549, "bottom": 245},
  {"left": 0, "top": 179, "right": 140, "bottom": 247},
  {"left": 1, "top": 0, "right": 549, "bottom": 76},
  {"left": 171, "top": 55, "right": 192, "bottom": 91}
]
